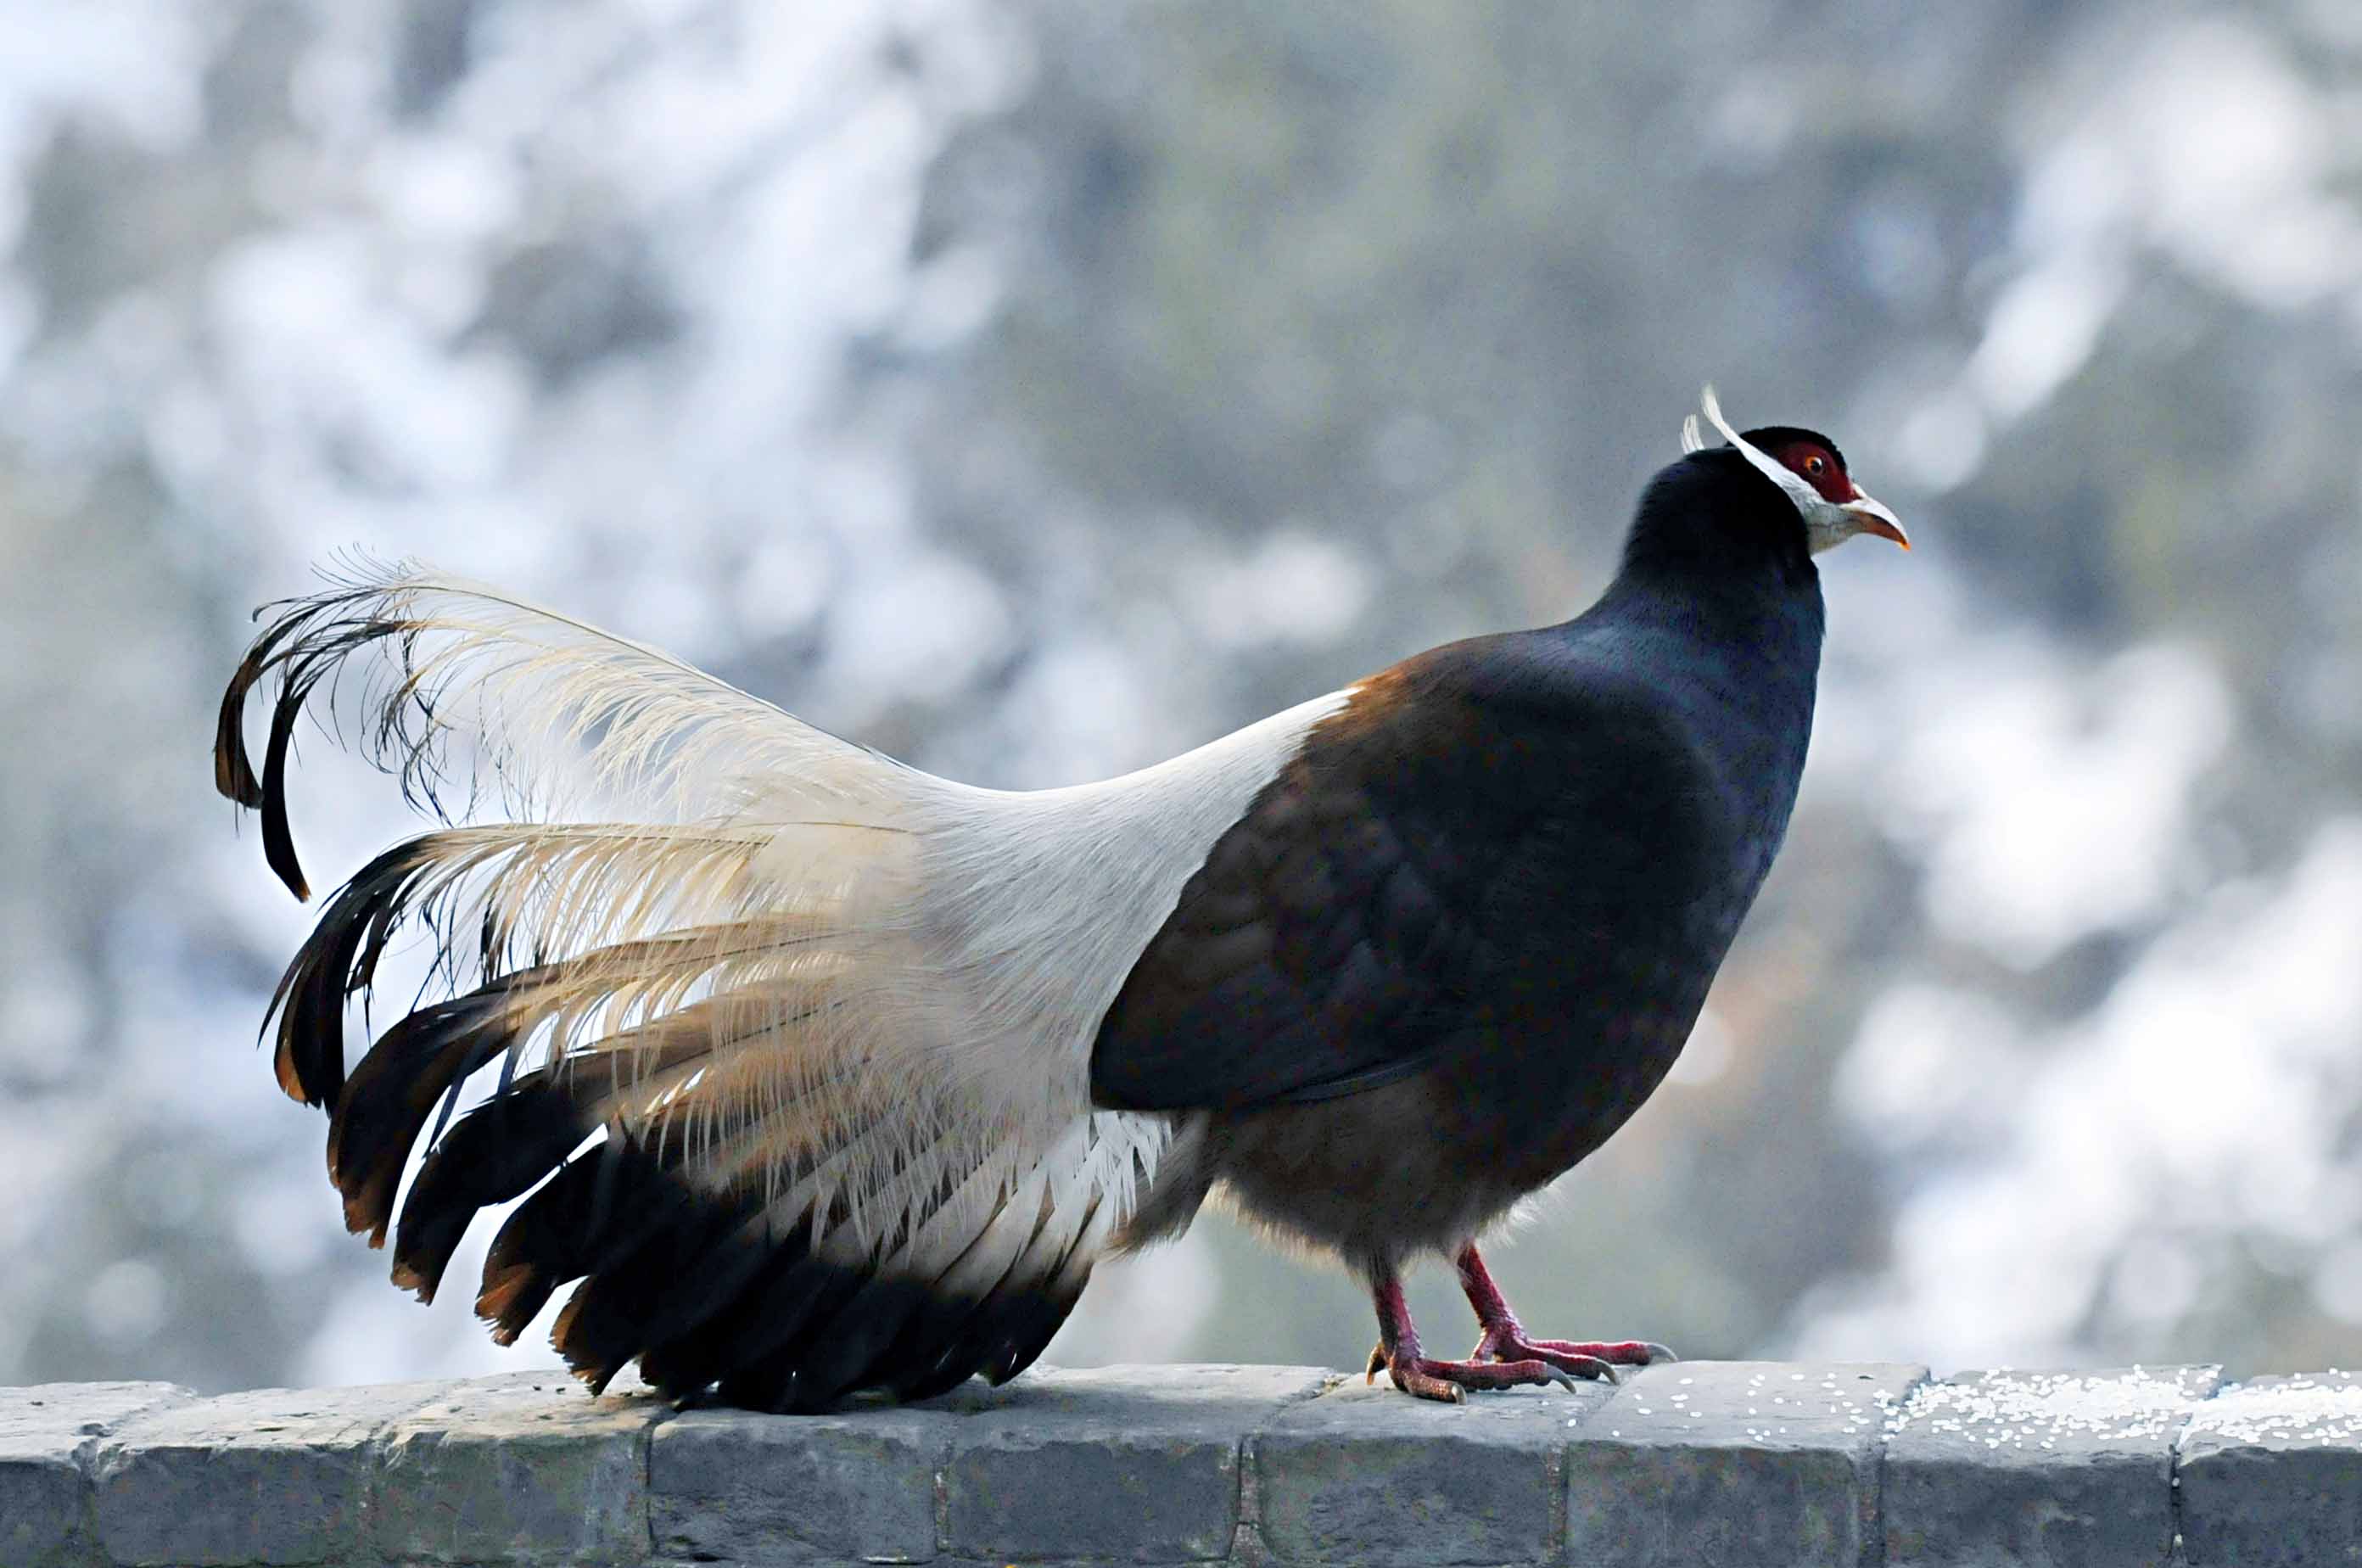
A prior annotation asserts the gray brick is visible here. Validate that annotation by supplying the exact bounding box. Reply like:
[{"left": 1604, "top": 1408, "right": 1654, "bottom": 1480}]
[
  {"left": 1, "top": 1382, "right": 193, "bottom": 1568},
  {"left": 652, "top": 1401, "right": 944, "bottom": 1564},
  {"left": 50, "top": 1360, "right": 2362, "bottom": 1567},
  {"left": 942, "top": 1362, "right": 1334, "bottom": 1564},
  {"left": 376, "top": 1369, "right": 667, "bottom": 1565},
  {"left": 2176, "top": 1369, "right": 2362, "bottom": 1566},
  {"left": 1253, "top": 1372, "right": 1615, "bottom": 1566},
  {"left": 1564, "top": 1359, "right": 1927, "bottom": 1568},
  {"left": 1883, "top": 1364, "right": 2219, "bottom": 1567},
  {"left": 89, "top": 1380, "right": 440, "bottom": 1567}
]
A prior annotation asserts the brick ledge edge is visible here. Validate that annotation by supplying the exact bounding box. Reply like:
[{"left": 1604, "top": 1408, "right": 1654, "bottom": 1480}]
[{"left": 7, "top": 1358, "right": 2357, "bottom": 1565}]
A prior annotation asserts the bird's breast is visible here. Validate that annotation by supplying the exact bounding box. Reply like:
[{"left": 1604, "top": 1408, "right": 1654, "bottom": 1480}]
[{"left": 1447, "top": 824, "right": 1771, "bottom": 1189}]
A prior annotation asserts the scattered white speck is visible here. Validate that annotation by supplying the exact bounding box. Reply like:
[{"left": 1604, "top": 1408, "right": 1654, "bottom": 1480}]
[
  {"left": 1888, "top": 1370, "right": 2204, "bottom": 1448},
  {"left": 2184, "top": 1379, "right": 2362, "bottom": 1448}
]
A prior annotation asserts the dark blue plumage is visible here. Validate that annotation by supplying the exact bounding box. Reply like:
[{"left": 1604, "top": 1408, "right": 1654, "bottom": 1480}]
[{"left": 1091, "top": 429, "right": 1880, "bottom": 1400}]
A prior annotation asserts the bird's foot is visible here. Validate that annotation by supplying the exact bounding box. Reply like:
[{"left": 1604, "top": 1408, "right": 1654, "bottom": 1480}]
[
  {"left": 1364, "top": 1342, "right": 1581, "bottom": 1402},
  {"left": 1467, "top": 1327, "right": 1675, "bottom": 1383}
]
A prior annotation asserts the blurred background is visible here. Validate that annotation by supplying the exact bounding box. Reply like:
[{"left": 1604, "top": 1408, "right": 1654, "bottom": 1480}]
[{"left": 3, "top": 0, "right": 2359, "bottom": 1395}]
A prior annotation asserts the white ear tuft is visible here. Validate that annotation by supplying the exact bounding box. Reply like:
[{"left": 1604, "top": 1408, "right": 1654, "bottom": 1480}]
[
  {"left": 1695, "top": 384, "right": 1824, "bottom": 518},
  {"left": 1680, "top": 413, "right": 1704, "bottom": 454},
  {"left": 1699, "top": 385, "right": 1742, "bottom": 450}
]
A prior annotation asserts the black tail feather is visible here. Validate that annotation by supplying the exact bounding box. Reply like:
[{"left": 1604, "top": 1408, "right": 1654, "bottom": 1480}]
[
  {"left": 390, "top": 1074, "right": 591, "bottom": 1300},
  {"left": 552, "top": 1185, "right": 764, "bottom": 1394},
  {"left": 985, "top": 1235, "right": 1099, "bottom": 1386},
  {"left": 216, "top": 600, "right": 320, "bottom": 809},
  {"left": 539, "top": 1150, "right": 1096, "bottom": 1413},
  {"left": 262, "top": 837, "right": 445, "bottom": 1108},
  {"left": 629, "top": 1216, "right": 797, "bottom": 1397},
  {"left": 952, "top": 1190, "right": 1102, "bottom": 1389},
  {"left": 258, "top": 658, "right": 324, "bottom": 901},
  {"left": 476, "top": 1153, "right": 606, "bottom": 1342},
  {"left": 250, "top": 829, "right": 1097, "bottom": 1408},
  {"left": 216, "top": 585, "right": 428, "bottom": 902},
  {"left": 788, "top": 1276, "right": 944, "bottom": 1408},
  {"left": 328, "top": 984, "right": 525, "bottom": 1243},
  {"left": 891, "top": 1345, "right": 994, "bottom": 1404},
  {"left": 219, "top": 573, "right": 1105, "bottom": 1411},
  {"left": 709, "top": 1255, "right": 874, "bottom": 1411}
]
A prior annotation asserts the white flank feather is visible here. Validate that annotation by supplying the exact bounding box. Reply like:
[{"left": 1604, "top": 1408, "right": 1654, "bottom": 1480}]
[{"left": 232, "top": 557, "right": 1344, "bottom": 1287}]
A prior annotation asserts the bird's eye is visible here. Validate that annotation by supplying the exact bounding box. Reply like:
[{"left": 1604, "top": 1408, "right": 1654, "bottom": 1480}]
[{"left": 1805, "top": 455, "right": 1826, "bottom": 476}]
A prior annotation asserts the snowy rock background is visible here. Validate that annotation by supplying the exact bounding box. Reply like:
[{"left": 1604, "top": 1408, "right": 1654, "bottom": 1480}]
[{"left": 1, "top": 0, "right": 2358, "bottom": 1392}]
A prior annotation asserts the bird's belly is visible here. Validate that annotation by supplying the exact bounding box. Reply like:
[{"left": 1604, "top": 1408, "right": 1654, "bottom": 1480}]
[
  {"left": 1203, "top": 874, "right": 1758, "bottom": 1269},
  {"left": 1206, "top": 1073, "right": 1536, "bottom": 1270},
  {"left": 1204, "top": 996, "right": 1702, "bottom": 1268}
]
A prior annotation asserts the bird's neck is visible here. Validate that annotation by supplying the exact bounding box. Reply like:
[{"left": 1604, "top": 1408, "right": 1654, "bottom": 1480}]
[
  {"left": 1570, "top": 558, "right": 1826, "bottom": 833},
  {"left": 1592, "top": 457, "right": 1829, "bottom": 798},
  {"left": 1615, "top": 454, "right": 1821, "bottom": 591},
  {"left": 1584, "top": 557, "right": 1826, "bottom": 686}
]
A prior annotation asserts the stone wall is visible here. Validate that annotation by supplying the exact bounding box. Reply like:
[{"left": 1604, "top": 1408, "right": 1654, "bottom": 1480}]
[{"left": 5, "top": 1359, "right": 2358, "bottom": 1565}]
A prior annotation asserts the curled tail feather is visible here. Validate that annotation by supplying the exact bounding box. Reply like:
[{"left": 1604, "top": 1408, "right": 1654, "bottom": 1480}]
[{"left": 216, "top": 561, "right": 1168, "bottom": 1408}]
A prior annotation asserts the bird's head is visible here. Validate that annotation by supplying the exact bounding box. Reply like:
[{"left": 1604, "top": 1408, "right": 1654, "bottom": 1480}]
[{"left": 1676, "top": 386, "right": 1909, "bottom": 557}]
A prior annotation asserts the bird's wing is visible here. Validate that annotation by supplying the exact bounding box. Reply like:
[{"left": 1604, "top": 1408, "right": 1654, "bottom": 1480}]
[
  {"left": 218, "top": 559, "right": 1344, "bottom": 1408},
  {"left": 1089, "top": 640, "right": 1710, "bottom": 1112}
]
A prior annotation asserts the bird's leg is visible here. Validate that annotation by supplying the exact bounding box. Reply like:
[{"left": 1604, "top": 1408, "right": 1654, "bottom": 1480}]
[
  {"left": 1363, "top": 1269, "right": 1579, "bottom": 1402},
  {"left": 1455, "top": 1243, "right": 1674, "bottom": 1382}
]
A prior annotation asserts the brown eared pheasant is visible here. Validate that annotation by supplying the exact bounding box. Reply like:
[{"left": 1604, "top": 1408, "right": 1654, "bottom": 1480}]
[{"left": 215, "top": 389, "right": 1906, "bottom": 1408}]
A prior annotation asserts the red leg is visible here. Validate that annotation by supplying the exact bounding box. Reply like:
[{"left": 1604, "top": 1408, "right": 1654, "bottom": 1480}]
[
  {"left": 1363, "top": 1270, "right": 1580, "bottom": 1402},
  {"left": 1453, "top": 1243, "right": 1674, "bottom": 1382}
]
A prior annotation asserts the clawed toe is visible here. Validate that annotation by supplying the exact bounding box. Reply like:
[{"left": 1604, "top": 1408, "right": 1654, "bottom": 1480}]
[
  {"left": 1395, "top": 1362, "right": 1467, "bottom": 1403},
  {"left": 1531, "top": 1346, "right": 1619, "bottom": 1382},
  {"left": 1526, "top": 1337, "right": 1676, "bottom": 1367},
  {"left": 1469, "top": 1326, "right": 1666, "bottom": 1383},
  {"left": 1373, "top": 1350, "right": 1576, "bottom": 1401}
]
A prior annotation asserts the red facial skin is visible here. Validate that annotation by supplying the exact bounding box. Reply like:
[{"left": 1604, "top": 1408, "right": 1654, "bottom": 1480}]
[{"left": 1769, "top": 440, "right": 1859, "bottom": 505}]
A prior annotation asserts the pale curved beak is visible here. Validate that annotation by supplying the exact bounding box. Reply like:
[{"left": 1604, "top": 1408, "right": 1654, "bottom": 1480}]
[{"left": 1843, "top": 490, "right": 1910, "bottom": 551}]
